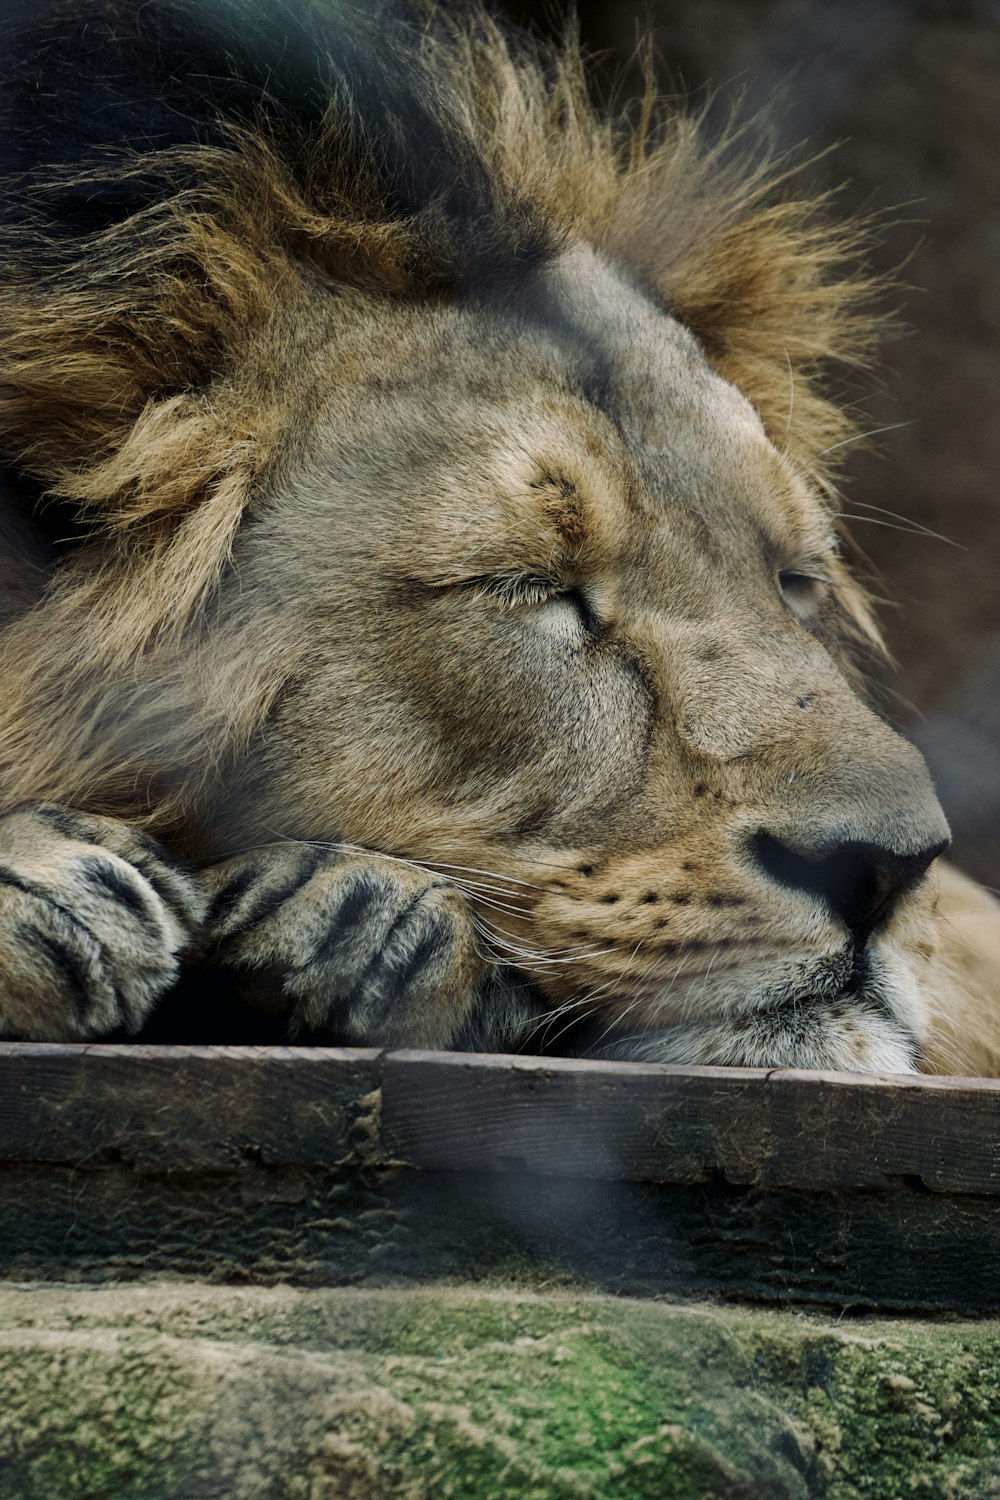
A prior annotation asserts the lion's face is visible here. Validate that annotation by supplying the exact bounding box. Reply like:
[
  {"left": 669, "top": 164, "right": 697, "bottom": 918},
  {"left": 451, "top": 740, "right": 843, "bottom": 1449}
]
[{"left": 201, "top": 247, "right": 948, "bottom": 1070}]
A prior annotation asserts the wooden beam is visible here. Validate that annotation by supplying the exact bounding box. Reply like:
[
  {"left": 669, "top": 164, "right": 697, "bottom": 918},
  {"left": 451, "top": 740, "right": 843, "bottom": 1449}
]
[
  {"left": 2, "top": 1044, "right": 998, "bottom": 1311},
  {"left": 0, "top": 1043, "right": 382, "bottom": 1168},
  {"left": 2, "top": 1044, "right": 998, "bottom": 1193},
  {"left": 382, "top": 1050, "right": 1000, "bottom": 1194}
]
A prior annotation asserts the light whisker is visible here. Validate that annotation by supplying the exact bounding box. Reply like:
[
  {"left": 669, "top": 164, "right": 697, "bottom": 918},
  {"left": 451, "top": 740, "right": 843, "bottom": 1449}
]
[{"left": 817, "top": 419, "right": 917, "bottom": 457}]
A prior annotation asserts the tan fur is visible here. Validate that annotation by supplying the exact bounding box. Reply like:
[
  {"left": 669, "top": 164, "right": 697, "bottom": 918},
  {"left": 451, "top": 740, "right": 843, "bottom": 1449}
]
[
  {"left": 0, "top": 805, "right": 204, "bottom": 1038},
  {"left": 1, "top": 6, "right": 998, "bottom": 1070}
]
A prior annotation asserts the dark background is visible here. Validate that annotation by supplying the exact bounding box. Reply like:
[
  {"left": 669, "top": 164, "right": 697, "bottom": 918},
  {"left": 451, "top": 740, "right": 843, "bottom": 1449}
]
[{"left": 498, "top": 0, "right": 1000, "bottom": 889}]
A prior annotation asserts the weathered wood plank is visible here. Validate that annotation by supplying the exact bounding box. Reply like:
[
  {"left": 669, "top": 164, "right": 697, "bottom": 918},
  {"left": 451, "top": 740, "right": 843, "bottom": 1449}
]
[
  {"left": 0, "top": 1043, "right": 382, "bottom": 1167},
  {"left": 380, "top": 1050, "right": 1000, "bottom": 1194},
  {"left": 1, "top": 1044, "right": 999, "bottom": 1193},
  {"left": 1, "top": 1162, "right": 998, "bottom": 1312},
  {"left": 0, "top": 1043, "right": 999, "bottom": 1310}
]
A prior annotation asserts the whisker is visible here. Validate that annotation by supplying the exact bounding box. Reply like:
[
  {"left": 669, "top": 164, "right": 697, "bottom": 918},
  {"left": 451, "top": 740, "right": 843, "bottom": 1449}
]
[
  {"left": 439, "top": 872, "right": 532, "bottom": 896},
  {"left": 519, "top": 995, "right": 599, "bottom": 1047},
  {"left": 449, "top": 882, "right": 533, "bottom": 914},
  {"left": 464, "top": 894, "right": 535, "bottom": 922},
  {"left": 478, "top": 936, "right": 619, "bottom": 970},
  {"left": 817, "top": 419, "right": 917, "bottom": 457},
  {"left": 590, "top": 983, "right": 653, "bottom": 1054},
  {"left": 919, "top": 1016, "right": 974, "bottom": 1075},
  {"left": 533, "top": 983, "right": 622, "bottom": 1051},
  {"left": 835, "top": 513, "right": 965, "bottom": 549},
  {"left": 840, "top": 502, "right": 964, "bottom": 550},
  {"left": 525, "top": 939, "right": 654, "bottom": 1050},
  {"left": 516, "top": 986, "right": 601, "bottom": 1047},
  {"left": 585, "top": 941, "right": 655, "bottom": 1053},
  {"left": 423, "top": 860, "right": 553, "bottom": 894},
  {"left": 471, "top": 913, "right": 615, "bottom": 968},
  {"left": 257, "top": 829, "right": 554, "bottom": 896}
]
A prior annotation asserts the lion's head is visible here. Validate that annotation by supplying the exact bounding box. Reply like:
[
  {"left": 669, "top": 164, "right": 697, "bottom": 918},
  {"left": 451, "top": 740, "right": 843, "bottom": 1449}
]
[{"left": 0, "top": 0, "right": 963, "bottom": 1070}]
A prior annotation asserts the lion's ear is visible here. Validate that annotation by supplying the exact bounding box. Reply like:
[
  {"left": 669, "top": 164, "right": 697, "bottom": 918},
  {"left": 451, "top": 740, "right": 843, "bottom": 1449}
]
[{"left": 0, "top": 0, "right": 553, "bottom": 551}]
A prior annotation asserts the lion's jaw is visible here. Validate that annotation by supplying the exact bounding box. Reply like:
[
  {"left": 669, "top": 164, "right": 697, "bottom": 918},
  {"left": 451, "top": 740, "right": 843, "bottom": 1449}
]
[
  {"left": 215, "top": 246, "right": 950, "bottom": 1070},
  {"left": 522, "top": 885, "right": 939, "bottom": 1074},
  {"left": 462, "top": 822, "right": 943, "bottom": 1073}
]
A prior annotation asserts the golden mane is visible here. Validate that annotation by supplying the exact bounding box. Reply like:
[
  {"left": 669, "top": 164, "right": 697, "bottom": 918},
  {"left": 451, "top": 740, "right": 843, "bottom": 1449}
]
[
  {"left": 1, "top": 5, "right": 882, "bottom": 535},
  {"left": 0, "top": 0, "right": 885, "bottom": 824}
]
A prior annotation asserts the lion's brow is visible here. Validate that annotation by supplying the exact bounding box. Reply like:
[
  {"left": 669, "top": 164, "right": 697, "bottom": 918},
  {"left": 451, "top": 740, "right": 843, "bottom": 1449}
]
[{"left": 480, "top": 277, "right": 621, "bottom": 425}]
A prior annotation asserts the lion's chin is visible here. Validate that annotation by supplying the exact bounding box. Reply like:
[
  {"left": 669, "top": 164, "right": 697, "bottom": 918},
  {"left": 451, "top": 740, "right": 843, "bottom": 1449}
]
[
  {"left": 585, "top": 955, "right": 922, "bottom": 1074},
  {"left": 596, "top": 1004, "right": 919, "bottom": 1073},
  {"left": 472, "top": 942, "right": 926, "bottom": 1075}
]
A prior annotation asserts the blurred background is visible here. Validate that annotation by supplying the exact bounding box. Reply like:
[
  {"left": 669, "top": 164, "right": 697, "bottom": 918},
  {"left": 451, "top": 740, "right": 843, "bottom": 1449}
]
[{"left": 499, "top": 0, "right": 1000, "bottom": 889}]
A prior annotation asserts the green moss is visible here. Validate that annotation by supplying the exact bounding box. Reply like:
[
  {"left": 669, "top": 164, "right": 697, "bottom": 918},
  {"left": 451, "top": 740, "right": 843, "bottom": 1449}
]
[
  {"left": 0, "top": 1284, "right": 999, "bottom": 1498},
  {"left": 0, "top": 1338, "right": 196, "bottom": 1500}
]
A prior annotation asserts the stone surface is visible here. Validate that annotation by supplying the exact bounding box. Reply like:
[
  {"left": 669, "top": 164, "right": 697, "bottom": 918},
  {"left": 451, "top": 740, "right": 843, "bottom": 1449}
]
[{"left": 2, "top": 1281, "right": 999, "bottom": 1498}]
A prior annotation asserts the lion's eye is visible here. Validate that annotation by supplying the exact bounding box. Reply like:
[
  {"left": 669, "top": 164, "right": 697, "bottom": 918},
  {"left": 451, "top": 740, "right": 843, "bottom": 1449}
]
[
  {"left": 482, "top": 575, "right": 603, "bottom": 639},
  {"left": 559, "top": 587, "right": 603, "bottom": 639},
  {"left": 778, "top": 569, "right": 830, "bottom": 621},
  {"left": 530, "top": 587, "right": 603, "bottom": 641}
]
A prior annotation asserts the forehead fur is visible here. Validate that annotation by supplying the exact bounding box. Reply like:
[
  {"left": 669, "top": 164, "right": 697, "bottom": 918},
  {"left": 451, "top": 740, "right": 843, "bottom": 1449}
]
[{"left": 0, "top": 0, "right": 882, "bottom": 567}]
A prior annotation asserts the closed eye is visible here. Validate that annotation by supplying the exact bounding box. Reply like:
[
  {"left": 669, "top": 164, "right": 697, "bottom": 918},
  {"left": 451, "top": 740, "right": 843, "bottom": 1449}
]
[
  {"left": 560, "top": 586, "right": 603, "bottom": 640},
  {"left": 523, "top": 585, "right": 604, "bottom": 642},
  {"left": 778, "top": 568, "right": 831, "bottom": 620},
  {"left": 477, "top": 574, "right": 603, "bottom": 640}
]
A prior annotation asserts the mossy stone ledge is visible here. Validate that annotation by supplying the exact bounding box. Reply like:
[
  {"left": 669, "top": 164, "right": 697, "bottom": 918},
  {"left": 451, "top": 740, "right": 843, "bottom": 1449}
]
[{"left": 2, "top": 1282, "right": 999, "bottom": 1499}]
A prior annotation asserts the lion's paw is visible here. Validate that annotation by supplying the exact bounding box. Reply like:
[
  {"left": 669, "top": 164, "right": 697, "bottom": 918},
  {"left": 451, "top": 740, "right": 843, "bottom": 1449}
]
[
  {"left": 0, "top": 804, "right": 206, "bottom": 1039},
  {"left": 203, "top": 843, "right": 485, "bottom": 1047}
]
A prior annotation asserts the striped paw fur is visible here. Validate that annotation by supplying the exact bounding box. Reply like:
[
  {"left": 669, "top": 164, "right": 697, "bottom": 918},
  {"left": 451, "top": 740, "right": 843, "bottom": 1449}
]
[
  {"left": 201, "top": 844, "right": 484, "bottom": 1048},
  {"left": 0, "top": 804, "right": 206, "bottom": 1039}
]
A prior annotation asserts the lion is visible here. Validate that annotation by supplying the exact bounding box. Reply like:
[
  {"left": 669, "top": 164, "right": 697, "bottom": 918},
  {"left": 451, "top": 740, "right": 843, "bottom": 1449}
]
[{"left": 1, "top": 0, "right": 998, "bottom": 1075}]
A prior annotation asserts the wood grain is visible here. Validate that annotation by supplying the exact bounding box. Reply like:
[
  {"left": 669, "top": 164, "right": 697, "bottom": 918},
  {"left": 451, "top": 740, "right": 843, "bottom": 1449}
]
[
  {"left": 382, "top": 1051, "right": 1000, "bottom": 1193},
  {"left": 1, "top": 1044, "right": 998, "bottom": 1310},
  {"left": 0, "top": 1043, "right": 382, "bottom": 1167},
  {"left": 0, "top": 1044, "right": 998, "bottom": 1191}
]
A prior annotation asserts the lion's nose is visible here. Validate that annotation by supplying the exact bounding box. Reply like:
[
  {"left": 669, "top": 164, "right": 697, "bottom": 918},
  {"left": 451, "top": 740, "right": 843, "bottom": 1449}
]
[{"left": 750, "top": 829, "right": 949, "bottom": 938}]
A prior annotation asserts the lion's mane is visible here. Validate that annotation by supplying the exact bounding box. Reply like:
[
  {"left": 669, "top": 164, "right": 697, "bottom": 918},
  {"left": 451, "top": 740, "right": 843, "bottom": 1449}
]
[{"left": 0, "top": 0, "right": 883, "bottom": 824}]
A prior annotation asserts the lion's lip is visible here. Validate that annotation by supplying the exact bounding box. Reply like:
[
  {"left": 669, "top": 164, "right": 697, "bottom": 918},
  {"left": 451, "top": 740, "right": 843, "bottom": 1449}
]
[
  {"left": 848, "top": 939, "right": 871, "bottom": 992},
  {"left": 697, "top": 943, "right": 871, "bottom": 1013},
  {"left": 550, "top": 941, "right": 881, "bottom": 1055},
  {"left": 774, "top": 965, "right": 874, "bottom": 1013},
  {"left": 774, "top": 940, "right": 872, "bottom": 1009}
]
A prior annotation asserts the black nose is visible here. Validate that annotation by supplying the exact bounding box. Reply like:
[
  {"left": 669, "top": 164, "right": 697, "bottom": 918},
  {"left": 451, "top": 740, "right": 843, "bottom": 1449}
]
[{"left": 751, "top": 829, "right": 948, "bottom": 938}]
